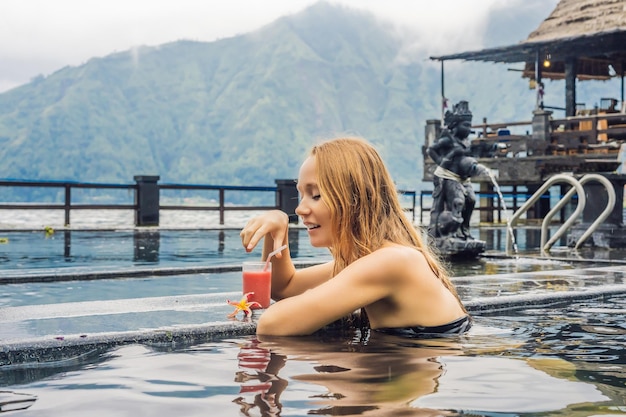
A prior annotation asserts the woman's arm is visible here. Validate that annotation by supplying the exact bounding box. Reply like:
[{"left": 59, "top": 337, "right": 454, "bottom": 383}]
[
  {"left": 256, "top": 248, "right": 398, "bottom": 336},
  {"left": 274, "top": 261, "right": 335, "bottom": 300}
]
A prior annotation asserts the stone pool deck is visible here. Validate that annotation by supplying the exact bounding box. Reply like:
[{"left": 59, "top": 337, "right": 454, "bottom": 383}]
[{"left": 2, "top": 257, "right": 626, "bottom": 367}]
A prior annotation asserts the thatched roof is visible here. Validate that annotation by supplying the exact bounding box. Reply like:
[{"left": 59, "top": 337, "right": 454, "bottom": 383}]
[
  {"left": 431, "top": 0, "right": 626, "bottom": 80},
  {"left": 526, "top": 0, "right": 626, "bottom": 43}
]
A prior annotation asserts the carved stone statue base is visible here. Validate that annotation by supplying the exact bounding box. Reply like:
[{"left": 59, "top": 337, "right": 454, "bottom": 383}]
[{"left": 431, "top": 236, "right": 486, "bottom": 259}]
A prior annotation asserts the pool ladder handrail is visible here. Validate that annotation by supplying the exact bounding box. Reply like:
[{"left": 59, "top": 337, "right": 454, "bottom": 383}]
[{"left": 505, "top": 173, "right": 616, "bottom": 255}]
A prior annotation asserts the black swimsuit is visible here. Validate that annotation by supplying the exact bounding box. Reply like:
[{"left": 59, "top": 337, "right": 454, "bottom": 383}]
[{"left": 374, "top": 315, "right": 473, "bottom": 338}]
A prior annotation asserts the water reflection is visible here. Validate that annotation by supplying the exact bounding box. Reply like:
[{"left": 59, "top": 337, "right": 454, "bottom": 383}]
[
  {"left": 133, "top": 230, "right": 160, "bottom": 263},
  {"left": 411, "top": 355, "right": 608, "bottom": 414},
  {"left": 0, "top": 314, "right": 622, "bottom": 416},
  {"left": 0, "top": 391, "right": 37, "bottom": 412},
  {"left": 2, "top": 229, "right": 323, "bottom": 272},
  {"left": 474, "top": 296, "right": 626, "bottom": 411},
  {"left": 246, "top": 330, "right": 612, "bottom": 416},
  {"left": 0, "top": 346, "right": 111, "bottom": 387},
  {"left": 246, "top": 333, "right": 459, "bottom": 416},
  {"left": 478, "top": 226, "right": 558, "bottom": 253},
  {"left": 7, "top": 227, "right": 626, "bottom": 280},
  {"left": 232, "top": 339, "right": 287, "bottom": 416},
  {"left": 64, "top": 229, "right": 71, "bottom": 259}
]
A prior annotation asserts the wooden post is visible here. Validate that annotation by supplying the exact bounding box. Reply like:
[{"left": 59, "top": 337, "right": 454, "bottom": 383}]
[
  {"left": 64, "top": 184, "right": 71, "bottom": 226},
  {"left": 565, "top": 58, "right": 577, "bottom": 117},
  {"left": 275, "top": 179, "right": 299, "bottom": 224},
  {"left": 134, "top": 175, "right": 160, "bottom": 226},
  {"left": 219, "top": 189, "right": 225, "bottom": 225}
]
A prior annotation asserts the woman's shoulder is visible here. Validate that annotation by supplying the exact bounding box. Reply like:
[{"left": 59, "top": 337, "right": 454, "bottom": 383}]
[
  {"left": 376, "top": 243, "right": 426, "bottom": 259},
  {"left": 360, "top": 244, "right": 430, "bottom": 278}
]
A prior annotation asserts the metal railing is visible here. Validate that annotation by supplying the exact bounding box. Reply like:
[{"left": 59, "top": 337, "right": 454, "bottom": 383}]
[
  {"left": 506, "top": 173, "right": 615, "bottom": 254},
  {"left": 402, "top": 190, "right": 417, "bottom": 222},
  {"left": 0, "top": 179, "right": 281, "bottom": 227},
  {"left": 0, "top": 179, "right": 136, "bottom": 226},
  {"left": 0, "top": 179, "right": 417, "bottom": 227},
  {"left": 159, "top": 183, "right": 281, "bottom": 221}
]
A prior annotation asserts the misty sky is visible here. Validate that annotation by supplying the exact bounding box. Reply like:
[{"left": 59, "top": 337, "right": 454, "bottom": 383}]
[{"left": 1, "top": 0, "right": 546, "bottom": 93}]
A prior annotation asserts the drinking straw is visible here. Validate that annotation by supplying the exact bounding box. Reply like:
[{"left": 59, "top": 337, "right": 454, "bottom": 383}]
[{"left": 264, "top": 244, "right": 288, "bottom": 271}]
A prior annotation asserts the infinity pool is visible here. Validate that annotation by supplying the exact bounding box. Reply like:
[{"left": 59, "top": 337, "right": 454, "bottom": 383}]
[
  {"left": 2, "top": 224, "right": 626, "bottom": 415},
  {"left": 0, "top": 227, "right": 614, "bottom": 278}
]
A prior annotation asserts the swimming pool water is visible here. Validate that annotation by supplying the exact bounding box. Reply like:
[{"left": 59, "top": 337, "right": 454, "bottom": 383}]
[
  {"left": 1, "top": 296, "right": 624, "bottom": 416},
  {"left": 0, "top": 228, "right": 611, "bottom": 280},
  {"left": 2, "top": 218, "right": 626, "bottom": 415},
  {"left": 0, "top": 229, "right": 330, "bottom": 271}
]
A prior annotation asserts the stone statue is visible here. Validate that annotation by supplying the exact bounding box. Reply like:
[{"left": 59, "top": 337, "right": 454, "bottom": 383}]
[{"left": 426, "top": 100, "right": 486, "bottom": 257}]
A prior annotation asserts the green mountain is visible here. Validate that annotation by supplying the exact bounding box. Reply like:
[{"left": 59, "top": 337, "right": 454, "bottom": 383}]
[
  {"left": 0, "top": 1, "right": 618, "bottom": 202},
  {"left": 0, "top": 3, "right": 426, "bottom": 190}
]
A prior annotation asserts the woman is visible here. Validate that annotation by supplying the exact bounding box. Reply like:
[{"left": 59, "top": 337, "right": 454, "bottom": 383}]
[{"left": 240, "top": 137, "right": 471, "bottom": 337}]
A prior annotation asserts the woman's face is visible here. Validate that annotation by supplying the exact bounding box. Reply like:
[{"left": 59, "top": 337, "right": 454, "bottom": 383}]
[{"left": 295, "top": 156, "right": 332, "bottom": 247}]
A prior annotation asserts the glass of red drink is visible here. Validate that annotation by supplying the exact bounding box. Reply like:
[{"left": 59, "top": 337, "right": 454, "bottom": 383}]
[{"left": 242, "top": 261, "right": 272, "bottom": 309}]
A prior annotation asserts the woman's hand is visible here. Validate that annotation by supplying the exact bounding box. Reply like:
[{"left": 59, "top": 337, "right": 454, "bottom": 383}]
[{"left": 240, "top": 210, "right": 290, "bottom": 256}]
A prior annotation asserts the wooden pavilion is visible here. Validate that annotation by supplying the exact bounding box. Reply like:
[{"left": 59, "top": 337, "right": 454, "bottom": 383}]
[
  {"left": 430, "top": 0, "right": 626, "bottom": 117},
  {"left": 423, "top": 0, "right": 626, "bottom": 248}
]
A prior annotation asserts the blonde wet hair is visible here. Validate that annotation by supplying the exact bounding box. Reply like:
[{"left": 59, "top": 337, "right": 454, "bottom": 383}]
[{"left": 310, "top": 137, "right": 463, "bottom": 308}]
